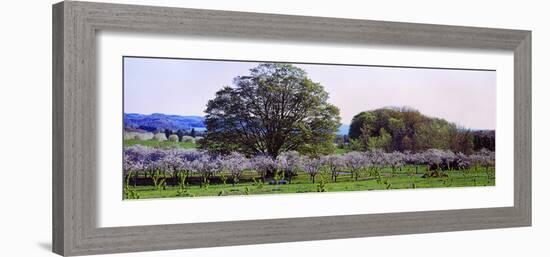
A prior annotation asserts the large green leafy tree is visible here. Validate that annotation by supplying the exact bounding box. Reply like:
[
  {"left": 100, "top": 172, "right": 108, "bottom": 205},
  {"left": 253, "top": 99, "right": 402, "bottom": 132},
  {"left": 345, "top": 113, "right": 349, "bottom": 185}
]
[{"left": 199, "top": 63, "right": 341, "bottom": 158}]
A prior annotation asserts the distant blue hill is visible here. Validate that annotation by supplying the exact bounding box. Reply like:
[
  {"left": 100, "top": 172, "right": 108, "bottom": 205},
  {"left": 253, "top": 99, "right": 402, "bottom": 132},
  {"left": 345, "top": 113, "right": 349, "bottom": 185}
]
[
  {"left": 338, "top": 124, "right": 350, "bottom": 136},
  {"left": 125, "top": 113, "right": 351, "bottom": 135},
  {"left": 124, "top": 113, "right": 206, "bottom": 132}
]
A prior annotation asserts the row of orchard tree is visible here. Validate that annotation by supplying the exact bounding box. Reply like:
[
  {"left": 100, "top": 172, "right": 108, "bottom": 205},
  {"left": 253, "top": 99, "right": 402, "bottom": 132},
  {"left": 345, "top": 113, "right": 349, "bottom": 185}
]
[{"left": 124, "top": 145, "right": 495, "bottom": 189}]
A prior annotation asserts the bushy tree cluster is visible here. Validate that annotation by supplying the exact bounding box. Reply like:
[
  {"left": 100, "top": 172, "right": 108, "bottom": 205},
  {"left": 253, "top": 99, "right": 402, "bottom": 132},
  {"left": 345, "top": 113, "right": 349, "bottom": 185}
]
[{"left": 348, "top": 107, "right": 495, "bottom": 153}]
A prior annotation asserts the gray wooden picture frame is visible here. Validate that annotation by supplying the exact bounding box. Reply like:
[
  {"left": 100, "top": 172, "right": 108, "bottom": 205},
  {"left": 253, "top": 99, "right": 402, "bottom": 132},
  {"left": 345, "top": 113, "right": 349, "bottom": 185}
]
[{"left": 52, "top": 1, "right": 531, "bottom": 256}]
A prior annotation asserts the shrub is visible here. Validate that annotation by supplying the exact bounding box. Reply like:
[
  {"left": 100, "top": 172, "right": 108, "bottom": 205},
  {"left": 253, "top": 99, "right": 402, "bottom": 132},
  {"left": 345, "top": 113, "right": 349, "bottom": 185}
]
[
  {"left": 124, "top": 131, "right": 154, "bottom": 140},
  {"left": 181, "top": 136, "right": 195, "bottom": 143},
  {"left": 153, "top": 133, "right": 167, "bottom": 141},
  {"left": 168, "top": 134, "right": 179, "bottom": 142},
  {"left": 134, "top": 132, "right": 154, "bottom": 140},
  {"left": 123, "top": 132, "right": 135, "bottom": 140}
]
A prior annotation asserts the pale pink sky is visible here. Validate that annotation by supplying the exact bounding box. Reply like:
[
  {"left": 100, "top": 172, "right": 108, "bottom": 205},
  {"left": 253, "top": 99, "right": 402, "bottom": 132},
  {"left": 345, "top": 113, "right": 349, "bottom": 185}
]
[{"left": 124, "top": 57, "right": 496, "bottom": 130}]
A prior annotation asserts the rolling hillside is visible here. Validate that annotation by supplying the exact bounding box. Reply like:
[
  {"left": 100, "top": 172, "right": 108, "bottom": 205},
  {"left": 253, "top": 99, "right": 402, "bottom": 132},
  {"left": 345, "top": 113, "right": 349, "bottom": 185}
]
[{"left": 124, "top": 113, "right": 206, "bottom": 132}]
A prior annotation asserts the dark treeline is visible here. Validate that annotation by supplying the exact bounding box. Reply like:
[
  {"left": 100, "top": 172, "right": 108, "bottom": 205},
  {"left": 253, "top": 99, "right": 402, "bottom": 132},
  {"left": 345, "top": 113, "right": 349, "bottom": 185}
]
[
  {"left": 347, "top": 107, "right": 495, "bottom": 154},
  {"left": 472, "top": 130, "right": 495, "bottom": 151}
]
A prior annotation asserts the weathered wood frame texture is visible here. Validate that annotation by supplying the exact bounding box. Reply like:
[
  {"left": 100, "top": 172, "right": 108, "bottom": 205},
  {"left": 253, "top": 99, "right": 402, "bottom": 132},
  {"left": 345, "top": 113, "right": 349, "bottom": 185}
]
[{"left": 52, "top": 1, "right": 531, "bottom": 256}]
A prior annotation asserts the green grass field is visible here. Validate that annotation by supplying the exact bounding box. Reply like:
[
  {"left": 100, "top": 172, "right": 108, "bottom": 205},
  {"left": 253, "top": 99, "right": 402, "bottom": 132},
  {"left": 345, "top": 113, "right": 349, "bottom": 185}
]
[
  {"left": 125, "top": 165, "right": 495, "bottom": 199},
  {"left": 333, "top": 148, "right": 352, "bottom": 155},
  {"left": 124, "top": 139, "right": 197, "bottom": 149}
]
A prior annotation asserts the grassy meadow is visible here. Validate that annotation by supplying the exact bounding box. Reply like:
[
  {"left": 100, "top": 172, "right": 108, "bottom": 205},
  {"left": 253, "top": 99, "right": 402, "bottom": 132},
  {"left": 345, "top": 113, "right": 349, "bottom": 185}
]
[
  {"left": 124, "top": 139, "right": 197, "bottom": 149},
  {"left": 131, "top": 167, "right": 495, "bottom": 199}
]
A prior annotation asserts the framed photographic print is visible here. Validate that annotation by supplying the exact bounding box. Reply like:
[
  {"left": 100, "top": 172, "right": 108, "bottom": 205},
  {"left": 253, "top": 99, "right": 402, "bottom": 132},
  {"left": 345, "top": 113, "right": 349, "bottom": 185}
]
[{"left": 52, "top": 1, "right": 531, "bottom": 256}]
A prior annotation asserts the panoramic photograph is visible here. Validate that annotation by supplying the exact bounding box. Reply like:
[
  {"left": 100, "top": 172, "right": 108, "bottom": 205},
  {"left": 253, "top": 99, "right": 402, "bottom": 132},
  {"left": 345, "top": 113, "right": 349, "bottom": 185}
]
[{"left": 122, "top": 57, "right": 496, "bottom": 200}]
